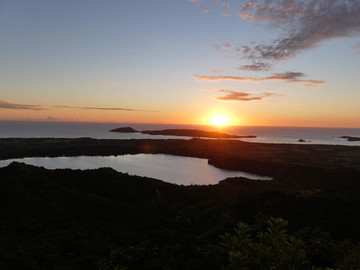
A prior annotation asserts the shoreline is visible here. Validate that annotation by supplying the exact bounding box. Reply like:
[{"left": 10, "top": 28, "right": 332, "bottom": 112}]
[{"left": 1, "top": 138, "right": 359, "bottom": 177}]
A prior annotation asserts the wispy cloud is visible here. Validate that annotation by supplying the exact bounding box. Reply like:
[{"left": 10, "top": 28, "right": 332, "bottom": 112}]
[
  {"left": 215, "top": 42, "right": 231, "bottom": 50},
  {"left": 194, "top": 75, "right": 255, "bottom": 81},
  {"left": 222, "top": 3, "right": 230, "bottom": 8},
  {"left": 238, "top": 62, "right": 271, "bottom": 71},
  {"left": 237, "top": 0, "right": 360, "bottom": 61},
  {"left": 193, "top": 72, "right": 325, "bottom": 86},
  {"left": 0, "top": 100, "right": 48, "bottom": 111},
  {"left": 265, "top": 72, "right": 325, "bottom": 85},
  {"left": 223, "top": 12, "right": 231, "bottom": 17},
  {"left": 55, "top": 105, "right": 158, "bottom": 112},
  {"left": 215, "top": 90, "right": 275, "bottom": 101},
  {"left": 0, "top": 99, "right": 157, "bottom": 113},
  {"left": 201, "top": 8, "right": 210, "bottom": 14}
]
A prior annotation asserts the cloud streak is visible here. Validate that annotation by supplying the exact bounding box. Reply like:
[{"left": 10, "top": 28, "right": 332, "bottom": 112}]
[
  {"left": 0, "top": 100, "right": 48, "bottom": 111},
  {"left": 194, "top": 72, "right": 325, "bottom": 86},
  {"left": 237, "top": 0, "right": 360, "bottom": 61},
  {"left": 238, "top": 62, "right": 271, "bottom": 71},
  {"left": 215, "top": 90, "right": 275, "bottom": 101},
  {"left": 55, "top": 105, "right": 158, "bottom": 112}
]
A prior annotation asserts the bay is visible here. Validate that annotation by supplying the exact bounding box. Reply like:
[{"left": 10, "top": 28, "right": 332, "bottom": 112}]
[{"left": 0, "top": 154, "right": 271, "bottom": 185}]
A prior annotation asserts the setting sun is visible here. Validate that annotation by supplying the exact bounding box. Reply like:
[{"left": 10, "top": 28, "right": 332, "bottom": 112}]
[{"left": 210, "top": 114, "right": 231, "bottom": 126}]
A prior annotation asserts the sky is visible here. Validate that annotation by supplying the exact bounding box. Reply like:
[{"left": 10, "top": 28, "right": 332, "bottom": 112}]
[{"left": 0, "top": 0, "right": 359, "bottom": 127}]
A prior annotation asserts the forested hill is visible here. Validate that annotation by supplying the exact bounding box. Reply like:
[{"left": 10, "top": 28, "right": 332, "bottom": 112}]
[{"left": 1, "top": 160, "right": 360, "bottom": 269}]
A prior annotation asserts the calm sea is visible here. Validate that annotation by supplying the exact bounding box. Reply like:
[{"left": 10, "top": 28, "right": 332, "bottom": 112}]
[{"left": 0, "top": 121, "right": 360, "bottom": 146}]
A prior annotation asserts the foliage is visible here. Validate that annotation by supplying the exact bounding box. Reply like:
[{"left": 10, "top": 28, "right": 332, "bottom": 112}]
[
  {"left": 1, "top": 162, "right": 360, "bottom": 269},
  {"left": 221, "top": 217, "right": 307, "bottom": 270}
]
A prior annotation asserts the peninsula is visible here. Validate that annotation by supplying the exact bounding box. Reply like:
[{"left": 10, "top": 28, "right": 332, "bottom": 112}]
[
  {"left": 110, "top": 127, "right": 256, "bottom": 139},
  {"left": 339, "top": 136, "right": 360, "bottom": 142}
]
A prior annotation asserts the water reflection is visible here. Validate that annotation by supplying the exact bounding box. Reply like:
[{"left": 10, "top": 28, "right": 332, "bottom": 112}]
[{"left": 0, "top": 154, "right": 271, "bottom": 185}]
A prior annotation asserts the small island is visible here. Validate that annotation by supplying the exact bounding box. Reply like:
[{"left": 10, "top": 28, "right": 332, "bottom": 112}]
[
  {"left": 110, "top": 127, "right": 139, "bottom": 133},
  {"left": 110, "top": 127, "right": 256, "bottom": 139},
  {"left": 298, "top": 139, "right": 311, "bottom": 143},
  {"left": 339, "top": 136, "right": 360, "bottom": 142}
]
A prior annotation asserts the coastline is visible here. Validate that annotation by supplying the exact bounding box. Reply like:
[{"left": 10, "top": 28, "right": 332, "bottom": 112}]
[{"left": 1, "top": 137, "right": 359, "bottom": 176}]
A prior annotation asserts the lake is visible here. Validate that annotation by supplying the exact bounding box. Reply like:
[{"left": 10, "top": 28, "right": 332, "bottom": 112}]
[{"left": 0, "top": 154, "right": 271, "bottom": 185}]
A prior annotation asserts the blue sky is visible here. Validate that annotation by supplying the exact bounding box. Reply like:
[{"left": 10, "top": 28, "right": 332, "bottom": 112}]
[{"left": 1, "top": 0, "right": 359, "bottom": 127}]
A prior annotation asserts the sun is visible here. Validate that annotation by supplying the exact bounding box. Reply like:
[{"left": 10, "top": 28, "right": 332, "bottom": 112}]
[{"left": 210, "top": 114, "right": 231, "bottom": 126}]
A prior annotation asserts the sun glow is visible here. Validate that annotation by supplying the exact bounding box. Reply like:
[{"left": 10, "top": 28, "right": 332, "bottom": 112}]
[{"left": 210, "top": 114, "right": 231, "bottom": 126}]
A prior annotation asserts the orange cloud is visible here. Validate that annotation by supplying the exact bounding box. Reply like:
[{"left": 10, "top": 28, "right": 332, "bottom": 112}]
[
  {"left": 215, "top": 90, "right": 275, "bottom": 101},
  {"left": 193, "top": 72, "right": 325, "bottom": 86},
  {"left": 55, "top": 105, "right": 158, "bottom": 112}
]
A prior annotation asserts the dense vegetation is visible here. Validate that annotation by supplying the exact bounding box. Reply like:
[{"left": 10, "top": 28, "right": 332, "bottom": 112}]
[{"left": 1, "top": 138, "right": 360, "bottom": 269}]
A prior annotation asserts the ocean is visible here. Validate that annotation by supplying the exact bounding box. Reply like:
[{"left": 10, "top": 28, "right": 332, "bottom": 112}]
[{"left": 0, "top": 120, "right": 359, "bottom": 146}]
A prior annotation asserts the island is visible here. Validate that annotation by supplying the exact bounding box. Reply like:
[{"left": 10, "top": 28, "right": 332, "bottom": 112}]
[
  {"left": 110, "top": 127, "right": 256, "bottom": 139},
  {"left": 339, "top": 136, "right": 360, "bottom": 142},
  {"left": 110, "top": 127, "right": 139, "bottom": 133}
]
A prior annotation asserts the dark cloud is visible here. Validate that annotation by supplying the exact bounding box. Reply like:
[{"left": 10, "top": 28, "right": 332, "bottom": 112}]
[
  {"left": 215, "top": 90, "right": 275, "bottom": 101},
  {"left": 0, "top": 100, "right": 48, "bottom": 111},
  {"left": 266, "top": 72, "right": 325, "bottom": 85},
  {"left": 194, "top": 71, "right": 324, "bottom": 85},
  {"left": 237, "top": 0, "right": 360, "bottom": 61},
  {"left": 55, "top": 105, "right": 158, "bottom": 112},
  {"left": 238, "top": 62, "right": 271, "bottom": 71}
]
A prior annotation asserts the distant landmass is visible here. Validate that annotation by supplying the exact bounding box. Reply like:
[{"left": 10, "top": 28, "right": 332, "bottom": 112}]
[
  {"left": 339, "top": 136, "right": 360, "bottom": 142},
  {"left": 298, "top": 139, "right": 311, "bottom": 143},
  {"left": 110, "top": 127, "right": 139, "bottom": 133},
  {"left": 110, "top": 127, "right": 256, "bottom": 139}
]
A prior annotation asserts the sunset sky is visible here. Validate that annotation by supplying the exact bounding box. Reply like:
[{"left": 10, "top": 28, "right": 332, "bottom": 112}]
[{"left": 1, "top": 0, "right": 359, "bottom": 127}]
